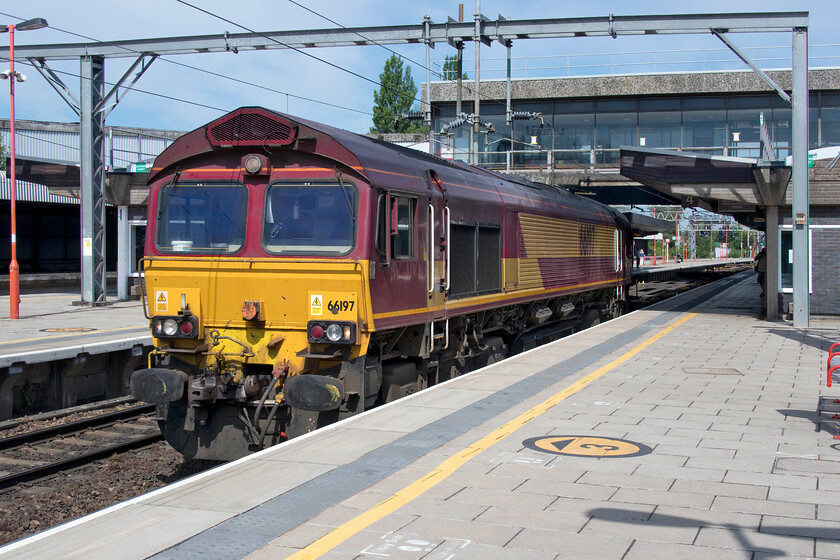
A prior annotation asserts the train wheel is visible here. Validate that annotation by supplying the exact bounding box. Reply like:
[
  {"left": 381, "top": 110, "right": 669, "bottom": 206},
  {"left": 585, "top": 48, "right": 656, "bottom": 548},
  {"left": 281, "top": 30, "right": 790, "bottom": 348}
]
[
  {"left": 478, "top": 336, "right": 508, "bottom": 368},
  {"left": 614, "top": 301, "right": 627, "bottom": 318},
  {"left": 581, "top": 309, "right": 602, "bottom": 329}
]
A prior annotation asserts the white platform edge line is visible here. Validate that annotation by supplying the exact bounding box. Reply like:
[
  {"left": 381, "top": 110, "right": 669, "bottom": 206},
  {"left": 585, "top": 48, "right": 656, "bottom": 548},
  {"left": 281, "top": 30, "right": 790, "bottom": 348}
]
[{"left": 0, "top": 335, "right": 152, "bottom": 367}]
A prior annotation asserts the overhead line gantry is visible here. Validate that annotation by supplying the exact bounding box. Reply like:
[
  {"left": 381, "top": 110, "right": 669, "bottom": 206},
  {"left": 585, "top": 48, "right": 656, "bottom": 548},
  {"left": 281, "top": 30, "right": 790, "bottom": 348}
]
[{"left": 2, "top": 11, "right": 810, "bottom": 325}]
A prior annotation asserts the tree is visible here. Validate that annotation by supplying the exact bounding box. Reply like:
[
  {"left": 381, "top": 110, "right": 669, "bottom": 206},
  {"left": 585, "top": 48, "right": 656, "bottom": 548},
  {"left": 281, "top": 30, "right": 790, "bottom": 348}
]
[
  {"left": 370, "top": 54, "right": 427, "bottom": 134},
  {"left": 441, "top": 55, "right": 468, "bottom": 81}
]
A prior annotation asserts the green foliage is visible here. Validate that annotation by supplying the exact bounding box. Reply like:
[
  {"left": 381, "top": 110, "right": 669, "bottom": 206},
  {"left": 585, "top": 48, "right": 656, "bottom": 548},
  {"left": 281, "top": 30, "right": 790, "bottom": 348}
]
[
  {"left": 371, "top": 54, "right": 424, "bottom": 134},
  {"left": 403, "top": 121, "right": 430, "bottom": 134},
  {"left": 442, "top": 55, "right": 468, "bottom": 81},
  {"left": 656, "top": 228, "right": 755, "bottom": 260}
]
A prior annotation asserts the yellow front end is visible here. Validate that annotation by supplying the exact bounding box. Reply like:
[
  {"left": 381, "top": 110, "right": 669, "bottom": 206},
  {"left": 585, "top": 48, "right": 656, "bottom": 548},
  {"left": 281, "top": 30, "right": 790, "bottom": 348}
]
[
  {"left": 134, "top": 256, "right": 374, "bottom": 460},
  {"left": 145, "top": 256, "right": 372, "bottom": 372}
]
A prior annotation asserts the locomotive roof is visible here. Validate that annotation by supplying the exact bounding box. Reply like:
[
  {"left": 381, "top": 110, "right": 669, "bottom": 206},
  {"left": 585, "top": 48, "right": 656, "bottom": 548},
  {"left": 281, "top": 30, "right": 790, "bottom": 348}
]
[{"left": 150, "top": 107, "right": 627, "bottom": 226}]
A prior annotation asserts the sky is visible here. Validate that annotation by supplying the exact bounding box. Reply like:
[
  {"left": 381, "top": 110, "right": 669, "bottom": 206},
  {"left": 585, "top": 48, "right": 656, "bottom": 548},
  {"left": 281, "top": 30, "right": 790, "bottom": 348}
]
[{"left": 0, "top": 1, "right": 836, "bottom": 137}]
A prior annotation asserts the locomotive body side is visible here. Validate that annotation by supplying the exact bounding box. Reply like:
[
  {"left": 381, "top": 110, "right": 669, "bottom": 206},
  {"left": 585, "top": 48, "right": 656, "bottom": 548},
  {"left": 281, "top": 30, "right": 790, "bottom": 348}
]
[{"left": 131, "top": 107, "right": 631, "bottom": 460}]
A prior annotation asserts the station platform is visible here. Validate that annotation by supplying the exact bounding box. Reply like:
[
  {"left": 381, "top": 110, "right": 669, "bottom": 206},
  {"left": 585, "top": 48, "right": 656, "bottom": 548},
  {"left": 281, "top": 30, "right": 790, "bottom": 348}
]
[
  {"left": 0, "top": 290, "right": 149, "bottom": 368},
  {"left": 1, "top": 270, "right": 838, "bottom": 559},
  {"left": 630, "top": 257, "right": 754, "bottom": 283}
]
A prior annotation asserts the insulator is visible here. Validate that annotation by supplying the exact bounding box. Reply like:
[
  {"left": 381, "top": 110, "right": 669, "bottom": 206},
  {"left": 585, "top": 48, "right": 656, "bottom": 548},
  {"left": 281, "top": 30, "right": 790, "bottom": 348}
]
[
  {"left": 401, "top": 110, "right": 425, "bottom": 121},
  {"left": 509, "top": 111, "right": 541, "bottom": 121}
]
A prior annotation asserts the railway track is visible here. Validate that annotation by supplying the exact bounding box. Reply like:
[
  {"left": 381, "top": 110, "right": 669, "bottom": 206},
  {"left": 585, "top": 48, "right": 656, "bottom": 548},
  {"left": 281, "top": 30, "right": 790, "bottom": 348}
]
[{"left": 0, "top": 404, "right": 162, "bottom": 490}]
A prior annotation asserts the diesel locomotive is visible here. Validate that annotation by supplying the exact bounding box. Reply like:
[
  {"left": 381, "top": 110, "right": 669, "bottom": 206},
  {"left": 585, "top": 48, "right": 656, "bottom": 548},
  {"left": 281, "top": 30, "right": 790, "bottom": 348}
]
[{"left": 130, "top": 107, "right": 632, "bottom": 460}]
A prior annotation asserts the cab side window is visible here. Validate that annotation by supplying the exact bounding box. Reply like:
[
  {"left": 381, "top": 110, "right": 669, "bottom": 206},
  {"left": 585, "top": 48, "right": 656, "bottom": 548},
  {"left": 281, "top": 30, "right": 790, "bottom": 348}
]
[{"left": 392, "top": 197, "right": 414, "bottom": 259}]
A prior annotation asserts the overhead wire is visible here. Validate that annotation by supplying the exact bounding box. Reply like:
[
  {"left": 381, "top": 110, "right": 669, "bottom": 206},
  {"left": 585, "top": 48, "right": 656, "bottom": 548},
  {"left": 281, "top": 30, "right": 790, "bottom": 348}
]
[
  {"left": 4, "top": 5, "right": 592, "bottom": 173},
  {"left": 0, "top": 9, "right": 368, "bottom": 165},
  {"left": 174, "top": 0, "right": 385, "bottom": 90},
  {"left": 176, "top": 0, "right": 573, "bottom": 166},
  {"left": 282, "top": 0, "right": 604, "bottom": 174},
  {"left": 286, "top": 0, "right": 451, "bottom": 83},
  {"left": 177, "top": 0, "right": 486, "bottom": 121},
  {"left": 0, "top": 10, "right": 371, "bottom": 117}
]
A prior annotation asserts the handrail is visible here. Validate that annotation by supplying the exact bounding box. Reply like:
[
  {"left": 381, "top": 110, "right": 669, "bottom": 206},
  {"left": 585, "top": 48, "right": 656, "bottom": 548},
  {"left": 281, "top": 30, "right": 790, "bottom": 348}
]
[
  {"left": 432, "top": 44, "right": 838, "bottom": 79},
  {"left": 443, "top": 206, "right": 451, "bottom": 293},
  {"left": 428, "top": 203, "right": 435, "bottom": 294}
]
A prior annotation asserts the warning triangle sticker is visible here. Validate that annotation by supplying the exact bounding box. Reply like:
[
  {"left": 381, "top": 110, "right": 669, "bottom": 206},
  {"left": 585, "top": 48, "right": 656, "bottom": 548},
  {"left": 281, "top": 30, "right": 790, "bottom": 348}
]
[
  {"left": 157, "top": 293, "right": 167, "bottom": 302},
  {"left": 312, "top": 297, "right": 321, "bottom": 305}
]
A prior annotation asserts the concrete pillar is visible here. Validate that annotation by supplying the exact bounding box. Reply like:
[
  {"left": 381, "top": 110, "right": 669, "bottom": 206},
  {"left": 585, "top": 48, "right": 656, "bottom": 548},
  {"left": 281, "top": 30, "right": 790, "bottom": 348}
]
[
  {"left": 753, "top": 166, "right": 790, "bottom": 322},
  {"left": 765, "top": 204, "right": 780, "bottom": 321},
  {"left": 791, "top": 27, "right": 810, "bottom": 327},
  {"left": 117, "top": 205, "right": 129, "bottom": 300}
]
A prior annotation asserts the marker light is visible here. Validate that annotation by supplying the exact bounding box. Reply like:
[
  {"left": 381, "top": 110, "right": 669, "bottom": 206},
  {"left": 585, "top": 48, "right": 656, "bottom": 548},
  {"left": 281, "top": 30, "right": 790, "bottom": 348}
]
[
  {"left": 309, "top": 324, "right": 324, "bottom": 340},
  {"left": 151, "top": 315, "right": 199, "bottom": 339}
]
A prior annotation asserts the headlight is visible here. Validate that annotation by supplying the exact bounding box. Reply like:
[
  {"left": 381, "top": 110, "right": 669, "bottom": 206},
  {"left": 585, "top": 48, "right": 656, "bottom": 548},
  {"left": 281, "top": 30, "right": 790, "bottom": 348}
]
[
  {"left": 307, "top": 321, "right": 356, "bottom": 344},
  {"left": 325, "top": 324, "right": 343, "bottom": 342},
  {"left": 162, "top": 319, "right": 178, "bottom": 337}
]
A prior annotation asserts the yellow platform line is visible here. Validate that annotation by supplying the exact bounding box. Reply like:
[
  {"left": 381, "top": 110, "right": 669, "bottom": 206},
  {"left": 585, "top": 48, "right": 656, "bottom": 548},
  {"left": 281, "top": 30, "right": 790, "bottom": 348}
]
[{"left": 287, "top": 311, "right": 698, "bottom": 559}]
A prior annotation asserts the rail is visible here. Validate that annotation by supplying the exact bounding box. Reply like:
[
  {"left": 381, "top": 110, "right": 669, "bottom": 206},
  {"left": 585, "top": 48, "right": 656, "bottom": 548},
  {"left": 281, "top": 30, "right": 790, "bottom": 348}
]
[
  {"left": 0, "top": 404, "right": 161, "bottom": 490},
  {"left": 0, "top": 404, "right": 155, "bottom": 452},
  {"left": 0, "top": 433, "right": 163, "bottom": 490}
]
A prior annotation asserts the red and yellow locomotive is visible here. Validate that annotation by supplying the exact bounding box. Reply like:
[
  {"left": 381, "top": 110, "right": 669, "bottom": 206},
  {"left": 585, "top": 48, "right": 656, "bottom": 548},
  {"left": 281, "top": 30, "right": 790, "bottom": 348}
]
[{"left": 131, "top": 107, "right": 632, "bottom": 460}]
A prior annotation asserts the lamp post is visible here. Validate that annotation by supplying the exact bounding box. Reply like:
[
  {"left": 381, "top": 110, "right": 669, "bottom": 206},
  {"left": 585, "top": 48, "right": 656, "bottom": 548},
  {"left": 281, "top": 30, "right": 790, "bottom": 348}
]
[{"left": 1, "top": 17, "right": 48, "bottom": 319}]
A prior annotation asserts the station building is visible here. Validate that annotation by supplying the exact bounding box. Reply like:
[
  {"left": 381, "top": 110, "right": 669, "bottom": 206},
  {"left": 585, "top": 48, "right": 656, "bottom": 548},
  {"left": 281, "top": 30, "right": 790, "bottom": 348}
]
[
  {"left": 1, "top": 68, "right": 839, "bottom": 314},
  {"left": 429, "top": 68, "right": 840, "bottom": 164},
  {"left": 429, "top": 67, "right": 840, "bottom": 315}
]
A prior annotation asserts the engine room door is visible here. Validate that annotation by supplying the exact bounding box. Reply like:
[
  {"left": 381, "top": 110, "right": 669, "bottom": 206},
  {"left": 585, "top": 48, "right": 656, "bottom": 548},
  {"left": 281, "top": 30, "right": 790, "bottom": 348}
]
[
  {"left": 375, "top": 191, "right": 426, "bottom": 322},
  {"left": 427, "top": 171, "right": 449, "bottom": 346}
]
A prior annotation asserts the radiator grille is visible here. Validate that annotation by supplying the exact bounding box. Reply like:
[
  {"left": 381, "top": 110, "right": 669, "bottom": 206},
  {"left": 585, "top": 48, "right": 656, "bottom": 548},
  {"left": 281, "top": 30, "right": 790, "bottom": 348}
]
[
  {"left": 450, "top": 224, "right": 501, "bottom": 298},
  {"left": 450, "top": 225, "right": 476, "bottom": 297},
  {"left": 208, "top": 111, "right": 296, "bottom": 147}
]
